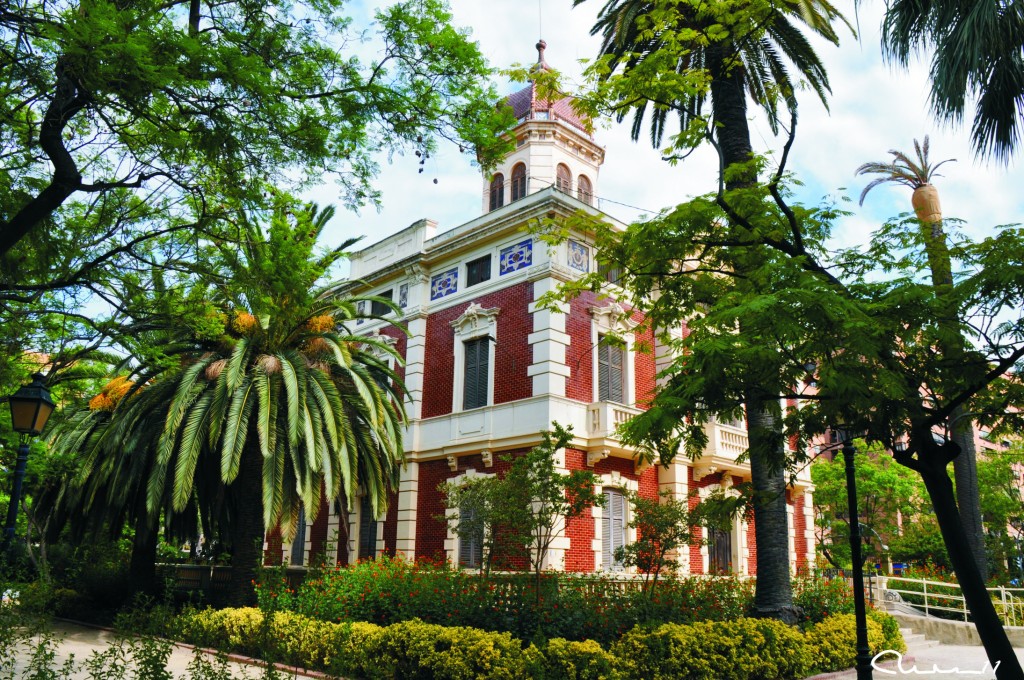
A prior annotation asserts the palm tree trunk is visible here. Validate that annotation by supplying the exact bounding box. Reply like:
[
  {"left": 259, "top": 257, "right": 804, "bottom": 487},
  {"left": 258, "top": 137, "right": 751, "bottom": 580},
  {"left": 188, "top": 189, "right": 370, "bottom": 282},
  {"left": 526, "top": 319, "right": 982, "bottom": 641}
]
[
  {"left": 917, "top": 444, "right": 1022, "bottom": 679},
  {"left": 129, "top": 512, "right": 158, "bottom": 594},
  {"left": 710, "top": 43, "right": 797, "bottom": 621},
  {"left": 918, "top": 206, "right": 988, "bottom": 578},
  {"left": 226, "top": 438, "right": 265, "bottom": 607}
]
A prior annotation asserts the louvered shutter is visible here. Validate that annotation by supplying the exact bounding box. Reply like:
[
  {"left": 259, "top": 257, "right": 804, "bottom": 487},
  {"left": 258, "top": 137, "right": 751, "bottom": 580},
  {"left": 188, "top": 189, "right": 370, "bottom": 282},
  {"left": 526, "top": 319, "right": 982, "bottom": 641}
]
[
  {"left": 459, "top": 504, "right": 482, "bottom": 568},
  {"left": 358, "top": 495, "right": 377, "bottom": 560},
  {"left": 602, "top": 489, "right": 626, "bottom": 571},
  {"left": 598, "top": 339, "right": 624, "bottom": 403},
  {"left": 290, "top": 510, "right": 306, "bottom": 566},
  {"left": 463, "top": 338, "right": 489, "bottom": 410}
]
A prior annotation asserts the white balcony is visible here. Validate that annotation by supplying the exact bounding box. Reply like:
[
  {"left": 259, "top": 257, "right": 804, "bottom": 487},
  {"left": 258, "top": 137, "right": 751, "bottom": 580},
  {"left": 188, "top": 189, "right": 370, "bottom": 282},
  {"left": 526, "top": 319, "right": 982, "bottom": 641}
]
[
  {"left": 587, "top": 401, "right": 643, "bottom": 440},
  {"left": 704, "top": 420, "right": 749, "bottom": 462}
]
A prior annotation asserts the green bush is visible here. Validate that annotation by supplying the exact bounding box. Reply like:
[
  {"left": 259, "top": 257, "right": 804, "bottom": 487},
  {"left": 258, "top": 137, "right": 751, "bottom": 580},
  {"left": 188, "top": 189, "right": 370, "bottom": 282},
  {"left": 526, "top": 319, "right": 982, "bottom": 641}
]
[
  {"left": 611, "top": 618, "right": 810, "bottom": 680},
  {"left": 804, "top": 613, "right": 885, "bottom": 673},
  {"left": 792, "top": 576, "right": 854, "bottom": 623},
  {"left": 867, "top": 609, "right": 906, "bottom": 654},
  {"left": 542, "top": 638, "right": 620, "bottom": 680},
  {"left": 259, "top": 555, "right": 758, "bottom": 644}
]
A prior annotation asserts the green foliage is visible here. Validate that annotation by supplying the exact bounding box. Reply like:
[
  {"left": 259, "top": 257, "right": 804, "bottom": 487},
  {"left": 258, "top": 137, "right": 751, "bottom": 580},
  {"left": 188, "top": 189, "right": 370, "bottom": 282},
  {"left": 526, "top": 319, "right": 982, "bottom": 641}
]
[
  {"left": 540, "top": 638, "right": 620, "bottom": 680},
  {"left": 803, "top": 613, "right": 886, "bottom": 673},
  {"left": 810, "top": 448, "right": 923, "bottom": 568},
  {"left": 791, "top": 576, "right": 854, "bottom": 623},
  {"left": 257, "top": 556, "right": 761, "bottom": 645},
  {"left": 611, "top": 618, "right": 811, "bottom": 680},
  {"left": 614, "top": 490, "right": 696, "bottom": 594},
  {"left": 867, "top": 609, "right": 907, "bottom": 655},
  {"left": 439, "top": 424, "right": 604, "bottom": 590}
]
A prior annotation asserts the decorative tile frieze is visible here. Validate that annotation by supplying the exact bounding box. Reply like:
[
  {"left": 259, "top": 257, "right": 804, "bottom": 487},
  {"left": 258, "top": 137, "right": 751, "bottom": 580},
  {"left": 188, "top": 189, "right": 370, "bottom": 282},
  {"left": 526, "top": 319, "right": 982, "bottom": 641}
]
[
  {"left": 499, "top": 239, "right": 532, "bottom": 275},
  {"left": 356, "top": 300, "right": 366, "bottom": 324},
  {"left": 430, "top": 268, "right": 458, "bottom": 300},
  {"left": 568, "top": 240, "right": 590, "bottom": 272},
  {"left": 398, "top": 283, "right": 409, "bottom": 308}
]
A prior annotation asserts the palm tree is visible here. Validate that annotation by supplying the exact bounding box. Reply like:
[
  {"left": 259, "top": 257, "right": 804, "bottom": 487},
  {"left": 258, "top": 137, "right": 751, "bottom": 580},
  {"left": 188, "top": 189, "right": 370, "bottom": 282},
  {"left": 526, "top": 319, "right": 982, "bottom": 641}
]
[
  {"left": 879, "top": 0, "right": 1024, "bottom": 162},
  {"left": 48, "top": 199, "right": 405, "bottom": 605},
  {"left": 578, "top": 0, "right": 847, "bottom": 622},
  {"left": 579, "top": 0, "right": 846, "bottom": 186},
  {"left": 857, "top": 138, "right": 988, "bottom": 579}
]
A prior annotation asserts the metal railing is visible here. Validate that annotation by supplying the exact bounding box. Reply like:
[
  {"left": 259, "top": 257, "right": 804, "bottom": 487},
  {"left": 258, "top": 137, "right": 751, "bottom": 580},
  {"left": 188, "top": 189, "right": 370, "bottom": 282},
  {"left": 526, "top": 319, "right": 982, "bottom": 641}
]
[{"left": 881, "top": 576, "right": 1024, "bottom": 626}]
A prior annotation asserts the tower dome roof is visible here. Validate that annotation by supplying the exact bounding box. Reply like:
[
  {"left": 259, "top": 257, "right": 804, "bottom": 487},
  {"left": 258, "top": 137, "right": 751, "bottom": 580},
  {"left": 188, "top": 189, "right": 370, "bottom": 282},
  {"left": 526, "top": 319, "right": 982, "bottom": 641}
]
[{"left": 506, "top": 40, "right": 591, "bottom": 136}]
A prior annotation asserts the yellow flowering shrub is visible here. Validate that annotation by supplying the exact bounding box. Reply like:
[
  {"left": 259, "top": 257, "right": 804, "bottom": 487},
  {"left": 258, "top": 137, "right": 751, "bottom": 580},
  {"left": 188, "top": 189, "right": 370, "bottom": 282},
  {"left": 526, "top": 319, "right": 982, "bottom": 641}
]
[{"left": 804, "top": 613, "right": 885, "bottom": 673}]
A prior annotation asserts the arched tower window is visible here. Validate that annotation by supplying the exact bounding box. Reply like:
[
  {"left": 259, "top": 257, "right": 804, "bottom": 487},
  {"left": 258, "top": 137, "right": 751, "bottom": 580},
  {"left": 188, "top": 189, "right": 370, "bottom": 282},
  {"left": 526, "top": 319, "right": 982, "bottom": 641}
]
[
  {"left": 511, "top": 163, "right": 527, "bottom": 201},
  {"left": 577, "top": 175, "right": 593, "bottom": 205},
  {"left": 556, "top": 164, "right": 572, "bottom": 193},
  {"left": 489, "top": 173, "right": 505, "bottom": 211}
]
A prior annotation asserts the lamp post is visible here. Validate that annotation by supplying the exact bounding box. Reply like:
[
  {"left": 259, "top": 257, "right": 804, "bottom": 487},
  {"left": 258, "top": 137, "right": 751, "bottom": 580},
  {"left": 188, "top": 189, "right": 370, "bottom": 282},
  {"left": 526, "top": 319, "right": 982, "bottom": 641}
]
[
  {"left": 3, "top": 373, "right": 55, "bottom": 551},
  {"left": 838, "top": 430, "right": 873, "bottom": 680}
]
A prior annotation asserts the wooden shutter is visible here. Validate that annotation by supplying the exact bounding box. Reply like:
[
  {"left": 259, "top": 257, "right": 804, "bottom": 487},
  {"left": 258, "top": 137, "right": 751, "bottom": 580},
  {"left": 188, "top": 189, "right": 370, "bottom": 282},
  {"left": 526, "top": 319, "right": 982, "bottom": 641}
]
[
  {"left": 463, "top": 337, "right": 489, "bottom": 410},
  {"left": 358, "top": 495, "right": 377, "bottom": 560},
  {"left": 598, "top": 339, "right": 624, "bottom": 403},
  {"left": 602, "top": 489, "right": 626, "bottom": 571},
  {"left": 290, "top": 509, "right": 306, "bottom": 566}
]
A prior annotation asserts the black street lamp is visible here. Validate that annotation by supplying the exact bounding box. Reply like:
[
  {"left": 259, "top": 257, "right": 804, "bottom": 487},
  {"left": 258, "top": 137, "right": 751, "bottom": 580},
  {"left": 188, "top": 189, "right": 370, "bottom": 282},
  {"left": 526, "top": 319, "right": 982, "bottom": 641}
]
[
  {"left": 837, "top": 429, "right": 873, "bottom": 679},
  {"left": 3, "top": 373, "right": 55, "bottom": 551}
]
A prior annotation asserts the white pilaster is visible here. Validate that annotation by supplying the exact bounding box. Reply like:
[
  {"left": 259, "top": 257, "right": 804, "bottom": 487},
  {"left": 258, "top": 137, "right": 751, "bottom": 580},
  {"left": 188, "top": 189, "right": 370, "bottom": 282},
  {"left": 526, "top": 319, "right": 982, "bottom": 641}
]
[
  {"left": 657, "top": 461, "right": 691, "bottom": 574},
  {"left": 528, "top": 277, "right": 571, "bottom": 397},
  {"left": 395, "top": 461, "right": 420, "bottom": 558}
]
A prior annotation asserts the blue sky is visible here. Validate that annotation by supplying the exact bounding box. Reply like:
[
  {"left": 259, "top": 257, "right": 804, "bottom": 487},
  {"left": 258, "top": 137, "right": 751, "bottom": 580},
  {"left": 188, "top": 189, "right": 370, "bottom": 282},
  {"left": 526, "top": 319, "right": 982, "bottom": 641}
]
[{"left": 313, "top": 0, "right": 1024, "bottom": 265}]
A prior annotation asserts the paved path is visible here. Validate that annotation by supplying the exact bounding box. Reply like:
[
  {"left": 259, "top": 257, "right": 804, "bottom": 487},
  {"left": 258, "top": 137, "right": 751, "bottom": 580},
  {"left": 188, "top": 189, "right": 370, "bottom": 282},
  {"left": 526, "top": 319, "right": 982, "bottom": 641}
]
[
  {"left": 4, "top": 620, "right": 309, "bottom": 679},
  {"left": 809, "top": 626, "right": 1024, "bottom": 680}
]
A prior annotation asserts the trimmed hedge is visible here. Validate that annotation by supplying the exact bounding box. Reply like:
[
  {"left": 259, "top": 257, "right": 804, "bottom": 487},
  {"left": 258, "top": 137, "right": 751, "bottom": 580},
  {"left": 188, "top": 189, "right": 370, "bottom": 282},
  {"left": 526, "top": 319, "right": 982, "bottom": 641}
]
[
  {"left": 612, "top": 618, "right": 811, "bottom": 680},
  {"left": 175, "top": 606, "right": 904, "bottom": 679}
]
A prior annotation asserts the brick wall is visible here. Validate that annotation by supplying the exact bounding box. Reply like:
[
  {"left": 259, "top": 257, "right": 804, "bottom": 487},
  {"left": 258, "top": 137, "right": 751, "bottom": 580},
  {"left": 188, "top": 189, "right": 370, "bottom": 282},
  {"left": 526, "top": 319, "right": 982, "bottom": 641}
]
[
  {"left": 747, "top": 508, "right": 757, "bottom": 574},
  {"left": 566, "top": 292, "right": 597, "bottom": 402},
  {"left": 378, "top": 324, "right": 408, "bottom": 388},
  {"left": 688, "top": 466, "right": 704, "bottom": 574},
  {"left": 264, "top": 527, "right": 283, "bottom": 566},
  {"left": 308, "top": 491, "right": 331, "bottom": 561},
  {"left": 633, "top": 319, "right": 657, "bottom": 408},
  {"left": 564, "top": 448, "right": 595, "bottom": 572},
  {"left": 792, "top": 490, "right": 807, "bottom": 574},
  {"left": 415, "top": 451, "right": 526, "bottom": 563},
  {"left": 422, "top": 282, "right": 533, "bottom": 418}
]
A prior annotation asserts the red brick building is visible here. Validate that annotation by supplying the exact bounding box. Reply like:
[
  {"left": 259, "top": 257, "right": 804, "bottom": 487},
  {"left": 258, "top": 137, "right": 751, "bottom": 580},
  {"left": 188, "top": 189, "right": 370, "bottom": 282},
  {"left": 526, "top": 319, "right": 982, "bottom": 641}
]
[{"left": 274, "top": 43, "right": 815, "bottom": 576}]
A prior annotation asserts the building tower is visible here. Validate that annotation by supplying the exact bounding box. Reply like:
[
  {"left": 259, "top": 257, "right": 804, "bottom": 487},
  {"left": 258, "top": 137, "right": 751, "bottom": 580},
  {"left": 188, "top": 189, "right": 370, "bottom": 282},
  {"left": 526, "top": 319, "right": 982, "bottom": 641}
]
[{"left": 481, "top": 40, "right": 606, "bottom": 214}]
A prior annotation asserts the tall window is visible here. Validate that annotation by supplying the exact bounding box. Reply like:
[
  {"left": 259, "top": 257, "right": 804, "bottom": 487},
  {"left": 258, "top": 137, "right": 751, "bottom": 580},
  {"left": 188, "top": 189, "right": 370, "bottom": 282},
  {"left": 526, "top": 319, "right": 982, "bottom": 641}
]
[
  {"left": 358, "top": 495, "right": 378, "bottom": 560},
  {"left": 290, "top": 509, "right": 306, "bottom": 566},
  {"left": 708, "top": 526, "right": 732, "bottom": 574},
  {"left": 463, "top": 337, "right": 490, "bottom": 410},
  {"left": 466, "top": 255, "right": 491, "bottom": 287},
  {"left": 489, "top": 173, "right": 505, "bottom": 211},
  {"left": 597, "top": 336, "right": 625, "bottom": 403},
  {"left": 511, "top": 163, "right": 527, "bottom": 201},
  {"left": 577, "top": 175, "right": 593, "bottom": 205},
  {"left": 556, "top": 164, "right": 572, "bottom": 193},
  {"left": 370, "top": 290, "right": 393, "bottom": 316},
  {"left": 458, "top": 503, "right": 484, "bottom": 568},
  {"left": 602, "top": 489, "right": 627, "bottom": 571}
]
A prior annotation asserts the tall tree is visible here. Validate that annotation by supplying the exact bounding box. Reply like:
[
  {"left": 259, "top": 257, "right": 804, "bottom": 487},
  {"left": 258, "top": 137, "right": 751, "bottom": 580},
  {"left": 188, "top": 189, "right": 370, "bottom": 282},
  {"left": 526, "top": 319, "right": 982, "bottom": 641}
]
[
  {"left": 568, "top": 146, "right": 1024, "bottom": 675},
  {"left": 0, "top": 0, "right": 512, "bottom": 257},
  {"left": 856, "top": 136, "right": 988, "bottom": 578},
  {"left": 878, "top": 0, "right": 1024, "bottom": 161},
  {"left": 48, "top": 198, "right": 406, "bottom": 605},
  {"left": 573, "top": 0, "right": 847, "bottom": 622}
]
